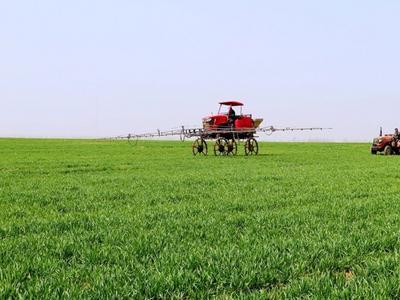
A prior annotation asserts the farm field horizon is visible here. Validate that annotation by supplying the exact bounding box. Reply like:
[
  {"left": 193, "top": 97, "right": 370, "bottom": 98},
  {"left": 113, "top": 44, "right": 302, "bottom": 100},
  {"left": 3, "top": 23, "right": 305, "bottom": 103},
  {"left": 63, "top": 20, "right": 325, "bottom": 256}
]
[{"left": 2, "top": 138, "right": 400, "bottom": 298}]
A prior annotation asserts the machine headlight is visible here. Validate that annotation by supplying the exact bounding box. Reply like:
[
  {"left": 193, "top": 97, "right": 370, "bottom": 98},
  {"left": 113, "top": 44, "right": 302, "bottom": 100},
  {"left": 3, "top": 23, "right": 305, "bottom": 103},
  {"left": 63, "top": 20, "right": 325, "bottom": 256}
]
[{"left": 373, "top": 138, "right": 382, "bottom": 144}]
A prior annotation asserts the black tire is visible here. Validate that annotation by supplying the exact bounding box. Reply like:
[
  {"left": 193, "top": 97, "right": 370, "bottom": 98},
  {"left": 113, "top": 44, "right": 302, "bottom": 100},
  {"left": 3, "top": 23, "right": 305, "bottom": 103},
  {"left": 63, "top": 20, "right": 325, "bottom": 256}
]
[
  {"left": 245, "top": 138, "right": 259, "bottom": 156},
  {"left": 226, "top": 140, "right": 238, "bottom": 156},
  {"left": 214, "top": 138, "right": 228, "bottom": 156},
  {"left": 192, "top": 138, "right": 208, "bottom": 156},
  {"left": 384, "top": 145, "right": 393, "bottom": 156},
  {"left": 371, "top": 149, "right": 377, "bottom": 155}
]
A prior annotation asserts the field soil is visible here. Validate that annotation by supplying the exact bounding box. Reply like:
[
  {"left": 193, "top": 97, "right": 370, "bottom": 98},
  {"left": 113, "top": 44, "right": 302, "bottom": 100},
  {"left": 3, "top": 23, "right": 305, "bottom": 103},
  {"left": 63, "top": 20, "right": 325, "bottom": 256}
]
[{"left": 1, "top": 139, "right": 400, "bottom": 298}]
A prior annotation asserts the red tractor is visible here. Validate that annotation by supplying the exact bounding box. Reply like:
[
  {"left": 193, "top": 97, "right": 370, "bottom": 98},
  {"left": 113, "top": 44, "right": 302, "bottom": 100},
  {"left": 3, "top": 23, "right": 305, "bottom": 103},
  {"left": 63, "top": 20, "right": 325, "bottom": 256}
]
[
  {"left": 125, "top": 100, "right": 330, "bottom": 156},
  {"left": 196, "top": 101, "right": 264, "bottom": 155},
  {"left": 371, "top": 128, "right": 400, "bottom": 155},
  {"left": 202, "top": 101, "right": 263, "bottom": 133}
]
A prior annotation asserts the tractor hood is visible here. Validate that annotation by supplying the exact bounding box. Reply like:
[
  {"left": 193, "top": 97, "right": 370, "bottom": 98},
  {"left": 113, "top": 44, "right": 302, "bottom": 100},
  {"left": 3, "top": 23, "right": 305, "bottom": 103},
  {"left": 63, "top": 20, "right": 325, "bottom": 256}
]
[{"left": 373, "top": 135, "right": 393, "bottom": 144}]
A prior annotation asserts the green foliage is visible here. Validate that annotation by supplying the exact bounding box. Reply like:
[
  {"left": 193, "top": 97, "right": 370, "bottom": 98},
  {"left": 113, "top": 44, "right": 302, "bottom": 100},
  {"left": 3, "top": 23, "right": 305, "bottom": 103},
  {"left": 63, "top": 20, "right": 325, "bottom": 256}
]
[{"left": 1, "top": 138, "right": 400, "bottom": 298}]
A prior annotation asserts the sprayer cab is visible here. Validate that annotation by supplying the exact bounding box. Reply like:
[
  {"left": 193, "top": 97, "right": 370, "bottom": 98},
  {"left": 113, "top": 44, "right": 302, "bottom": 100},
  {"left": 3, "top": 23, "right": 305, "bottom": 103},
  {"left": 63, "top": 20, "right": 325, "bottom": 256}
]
[{"left": 202, "top": 101, "right": 263, "bottom": 131}]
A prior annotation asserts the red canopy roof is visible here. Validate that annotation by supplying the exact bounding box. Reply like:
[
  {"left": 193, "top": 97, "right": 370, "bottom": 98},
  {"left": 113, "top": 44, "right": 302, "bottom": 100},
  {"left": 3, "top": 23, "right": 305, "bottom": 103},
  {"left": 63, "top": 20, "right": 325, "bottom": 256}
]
[{"left": 219, "top": 101, "right": 243, "bottom": 106}]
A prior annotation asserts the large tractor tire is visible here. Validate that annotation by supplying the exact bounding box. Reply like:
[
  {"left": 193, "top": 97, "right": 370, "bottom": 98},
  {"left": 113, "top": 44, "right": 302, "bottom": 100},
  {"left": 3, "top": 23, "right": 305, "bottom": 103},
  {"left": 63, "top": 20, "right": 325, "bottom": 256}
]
[
  {"left": 384, "top": 145, "right": 393, "bottom": 156},
  {"left": 214, "top": 138, "right": 228, "bottom": 156},
  {"left": 244, "top": 138, "right": 259, "bottom": 156},
  {"left": 192, "top": 138, "right": 208, "bottom": 156}
]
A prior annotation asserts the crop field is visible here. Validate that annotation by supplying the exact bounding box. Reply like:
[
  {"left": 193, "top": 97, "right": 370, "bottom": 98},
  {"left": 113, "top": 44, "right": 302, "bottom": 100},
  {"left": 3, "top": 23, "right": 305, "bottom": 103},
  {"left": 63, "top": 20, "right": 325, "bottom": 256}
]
[{"left": 1, "top": 138, "right": 400, "bottom": 298}]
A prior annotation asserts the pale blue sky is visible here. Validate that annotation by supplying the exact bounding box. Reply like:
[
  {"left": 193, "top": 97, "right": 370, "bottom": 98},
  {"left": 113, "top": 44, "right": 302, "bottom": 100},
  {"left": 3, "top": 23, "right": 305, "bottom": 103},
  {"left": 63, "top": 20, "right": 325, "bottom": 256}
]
[{"left": 1, "top": 1, "right": 399, "bottom": 141}]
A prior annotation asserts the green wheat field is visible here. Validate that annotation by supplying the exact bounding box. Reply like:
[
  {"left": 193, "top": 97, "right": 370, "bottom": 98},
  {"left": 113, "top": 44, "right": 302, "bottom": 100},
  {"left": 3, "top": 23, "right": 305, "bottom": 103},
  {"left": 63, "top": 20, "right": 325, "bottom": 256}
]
[{"left": 1, "top": 138, "right": 400, "bottom": 298}]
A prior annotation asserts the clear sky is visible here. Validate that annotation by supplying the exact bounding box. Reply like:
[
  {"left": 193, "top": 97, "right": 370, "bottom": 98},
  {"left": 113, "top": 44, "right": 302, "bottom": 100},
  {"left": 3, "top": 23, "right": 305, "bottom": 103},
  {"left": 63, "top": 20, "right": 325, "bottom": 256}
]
[{"left": 1, "top": 0, "right": 399, "bottom": 141}]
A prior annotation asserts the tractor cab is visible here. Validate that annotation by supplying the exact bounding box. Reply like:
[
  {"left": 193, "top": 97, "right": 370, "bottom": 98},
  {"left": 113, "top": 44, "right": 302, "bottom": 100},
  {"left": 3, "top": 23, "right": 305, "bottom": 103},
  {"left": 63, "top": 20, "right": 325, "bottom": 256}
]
[
  {"left": 217, "top": 101, "right": 244, "bottom": 116},
  {"left": 203, "top": 101, "right": 263, "bottom": 130}
]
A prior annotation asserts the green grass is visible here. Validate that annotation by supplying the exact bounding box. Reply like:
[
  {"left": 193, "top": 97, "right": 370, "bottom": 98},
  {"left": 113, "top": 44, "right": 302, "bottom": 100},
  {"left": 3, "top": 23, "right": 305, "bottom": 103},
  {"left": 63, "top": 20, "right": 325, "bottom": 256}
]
[{"left": 1, "top": 138, "right": 400, "bottom": 298}]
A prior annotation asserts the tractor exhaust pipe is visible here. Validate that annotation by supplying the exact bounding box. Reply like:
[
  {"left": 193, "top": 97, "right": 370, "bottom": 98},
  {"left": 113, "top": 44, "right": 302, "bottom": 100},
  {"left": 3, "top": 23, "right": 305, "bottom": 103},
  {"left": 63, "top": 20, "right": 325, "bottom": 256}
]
[{"left": 380, "top": 126, "right": 383, "bottom": 137}]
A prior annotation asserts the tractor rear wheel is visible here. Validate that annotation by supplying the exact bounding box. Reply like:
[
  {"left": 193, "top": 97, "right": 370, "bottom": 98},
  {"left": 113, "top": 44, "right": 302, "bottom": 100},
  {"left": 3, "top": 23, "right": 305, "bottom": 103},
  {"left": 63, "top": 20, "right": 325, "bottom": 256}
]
[
  {"left": 384, "top": 145, "right": 393, "bottom": 156},
  {"left": 192, "top": 138, "right": 208, "bottom": 156},
  {"left": 214, "top": 138, "right": 228, "bottom": 156},
  {"left": 245, "top": 138, "right": 259, "bottom": 156}
]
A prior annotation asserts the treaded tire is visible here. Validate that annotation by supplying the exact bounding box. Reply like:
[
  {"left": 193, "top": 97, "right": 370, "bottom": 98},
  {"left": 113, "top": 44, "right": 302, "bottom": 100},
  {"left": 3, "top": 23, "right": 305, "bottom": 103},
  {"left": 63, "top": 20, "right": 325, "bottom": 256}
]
[{"left": 384, "top": 145, "right": 393, "bottom": 156}]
